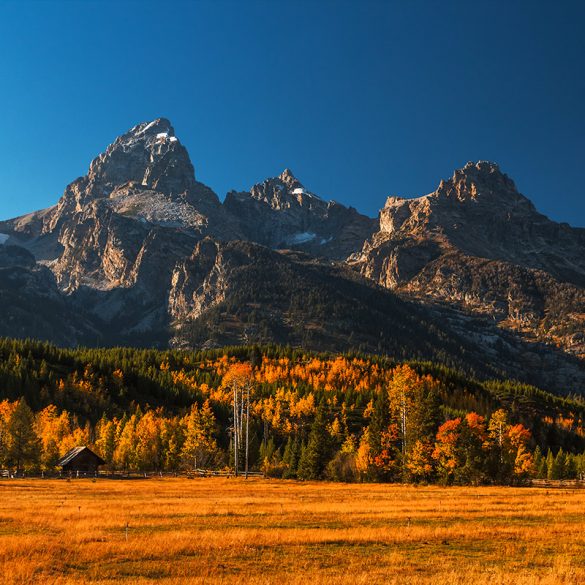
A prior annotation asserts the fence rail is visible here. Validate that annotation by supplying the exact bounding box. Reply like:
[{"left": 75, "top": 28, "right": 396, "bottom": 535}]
[
  {"left": 530, "top": 479, "right": 585, "bottom": 488},
  {"left": 0, "top": 469, "right": 265, "bottom": 480},
  {"left": 1, "top": 471, "right": 581, "bottom": 485}
]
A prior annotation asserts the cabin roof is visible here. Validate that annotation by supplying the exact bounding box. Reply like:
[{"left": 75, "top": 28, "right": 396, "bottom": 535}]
[{"left": 56, "top": 446, "right": 105, "bottom": 467}]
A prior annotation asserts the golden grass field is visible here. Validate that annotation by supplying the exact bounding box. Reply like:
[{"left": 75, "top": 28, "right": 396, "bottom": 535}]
[{"left": 0, "top": 478, "right": 583, "bottom": 584}]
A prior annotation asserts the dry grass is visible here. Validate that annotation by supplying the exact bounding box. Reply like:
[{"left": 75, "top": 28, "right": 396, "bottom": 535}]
[{"left": 0, "top": 478, "right": 583, "bottom": 584}]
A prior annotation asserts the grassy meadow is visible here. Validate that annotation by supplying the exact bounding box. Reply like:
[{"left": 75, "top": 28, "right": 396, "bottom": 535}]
[{"left": 0, "top": 478, "right": 583, "bottom": 584}]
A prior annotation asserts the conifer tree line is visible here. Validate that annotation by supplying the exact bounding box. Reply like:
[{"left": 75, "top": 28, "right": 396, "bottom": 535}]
[{"left": 0, "top": 338, "right": 584, "bottom": 483}]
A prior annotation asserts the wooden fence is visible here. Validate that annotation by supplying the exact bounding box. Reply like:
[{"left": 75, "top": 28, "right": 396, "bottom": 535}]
[
  {"left": 530, "top": 479, "right": 585, "bottom": 488},
  {"left": 0, "top": 469, "right": 264, "bottom": 480}
]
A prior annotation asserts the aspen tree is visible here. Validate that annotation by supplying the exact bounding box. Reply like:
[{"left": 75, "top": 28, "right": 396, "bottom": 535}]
[{"left": 222, "top": 363, "right": 253, "bottom": 477}]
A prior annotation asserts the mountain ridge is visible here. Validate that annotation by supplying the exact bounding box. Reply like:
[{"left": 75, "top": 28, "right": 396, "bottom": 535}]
[{"left": 0, "top": 118, "right": 584, "bottom": 395}]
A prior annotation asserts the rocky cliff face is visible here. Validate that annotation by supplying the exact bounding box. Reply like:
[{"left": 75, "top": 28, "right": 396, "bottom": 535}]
[
  {"left": 0, "top": 122, "right": 584, "bottom": 394},
  {"left": 352, "top": 161, "right": 585, "bottom": 359},
  {"left": 0, "top": 245, "right": 96, "bottom": 345}
]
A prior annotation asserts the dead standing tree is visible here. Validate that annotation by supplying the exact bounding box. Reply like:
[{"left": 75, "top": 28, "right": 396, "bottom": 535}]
[{"left": 222, "top": 363, "right": 254, "bottom": 478}]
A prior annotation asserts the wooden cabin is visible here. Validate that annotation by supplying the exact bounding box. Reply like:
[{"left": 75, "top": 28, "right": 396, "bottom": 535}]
[{"left": 57, "top": 446, "right": 105, "bottom": 475}]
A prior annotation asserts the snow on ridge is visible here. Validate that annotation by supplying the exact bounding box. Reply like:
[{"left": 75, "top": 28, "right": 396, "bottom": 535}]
[
  {"left": 154, "top": 132, "right": 178, "bottom": 143},
  {"left": 135, "top": 120, "right": 158, "bottom": 136},
  {"left": 0, "top": 233, "right": 9, "bottom": 245},
  {"left": 291, "top": 187, "right": 321, "bottom": 200}
]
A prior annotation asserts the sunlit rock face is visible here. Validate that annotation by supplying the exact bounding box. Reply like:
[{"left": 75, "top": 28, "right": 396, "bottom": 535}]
[{"left": 352, "top": 161, "right": 585, "bottom": 358}]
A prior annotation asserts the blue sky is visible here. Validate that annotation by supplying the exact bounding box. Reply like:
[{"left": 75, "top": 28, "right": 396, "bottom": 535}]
[{"left": 0, "top": 0, "right": 583, "bottom": 224}]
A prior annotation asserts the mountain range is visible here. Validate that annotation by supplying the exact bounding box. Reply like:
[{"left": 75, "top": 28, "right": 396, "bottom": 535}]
[{"left": 1, "top": 118, "right": 584, "bottom": 395}]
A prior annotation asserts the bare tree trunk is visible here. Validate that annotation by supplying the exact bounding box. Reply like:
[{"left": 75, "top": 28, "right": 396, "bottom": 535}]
[
  {"left": 233, "top": 382, "right": 238, "bottom": 477},
  {"left": 239, "top": 394, "right": 245, "bottom": 445},
  {"left": 245, "top": 383, "right": 250, "bottom": 479},
  {"left": 401, "top": 391, "right": 407, "bottom": 455}
]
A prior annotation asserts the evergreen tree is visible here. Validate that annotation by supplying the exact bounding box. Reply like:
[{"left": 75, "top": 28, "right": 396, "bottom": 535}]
[
  {"left": 298, "top": 404, "right": 331, "bottom": 480},
  {"left": 282, "top": 436, "right": 300, "bottom": 479},
  {"left": 550, "top": 449, "right": 566, "bottom": 480},
  {"left": 455, "top": 413, "right": 488, "bottom": 485},
  {"left": 565, "top": 453, "right": 577, "bottom": 479},
  {"left": 533, "top": 446, "right": 546, "bottom": 479},
  {"left": 545, "top": 450, "right": 555, "bottom": 480}
]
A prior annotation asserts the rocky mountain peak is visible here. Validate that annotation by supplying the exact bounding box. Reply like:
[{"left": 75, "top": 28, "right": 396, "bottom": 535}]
[
  {"left": 278, "top": 168, "right": 303, "bottom": 190},
  {"left": 84, "top": 117, "right": 196, "bottom": 199},
  {"left": 435, "top": 160, "right": 528, "bottom": 207},
  {"left": 247, "top": 169, "right": 319, "bottom": 208},
  {"left": 43, "top": 118, "right": 224, "bottom": 235},
  {"left": 22, "top": 118, "right": 229, "bottom": 258},
  {"left": 128, "top": 117, "right": 174, "bottom": 138}
]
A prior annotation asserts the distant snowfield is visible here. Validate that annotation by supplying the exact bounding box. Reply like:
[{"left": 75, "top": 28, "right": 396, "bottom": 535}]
[{"left": 0, "top": 233, "right": 9, "bottom": 245}]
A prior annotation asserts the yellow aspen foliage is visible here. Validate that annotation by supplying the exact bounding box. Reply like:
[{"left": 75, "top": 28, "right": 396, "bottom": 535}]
[
  {"left": 406, "top": 440, "right": 434, "bottom": 480},
  {"left": 355, "top": 429, "right": 373, "bottom": 476}
]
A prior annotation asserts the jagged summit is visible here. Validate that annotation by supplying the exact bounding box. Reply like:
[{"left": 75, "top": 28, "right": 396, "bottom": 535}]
[
  {"left": 374, "top": 161, "right": 563, "bottom": 252},
  {"left": 462, "top": 160, "right": 501, "bottom": 173},
  {"left": 454, "top": 161, "right": 511, "bottom": 191},
  {"left": 434, "top": 160, "right": 524, "bottom": 205},
  {"left": 84, "top": 117, "right": 194, "bottom": 197},
  {"left": 278, "top": 168, "right": 303, "bottom": 190},
  {"left": 115, "top": 118, "right": 181, "bottom": 152},
  {"left": 279, "top": 168, "right": 296, "bottom": 180},
  {"left": 131, "top": 117, "right": 174, "bottom": 137},
  {"left": 382, "top": 161, "right": 529, "bottom": 212}
]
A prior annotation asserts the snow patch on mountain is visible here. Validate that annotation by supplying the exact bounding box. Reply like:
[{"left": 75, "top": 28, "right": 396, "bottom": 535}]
[
  {"left": 0, "top": 234, "right": 9, "bottom": 245},
  {"left": 291, "top": 187, "right": 321, "bottom": 200},
  {"left": 287, "top": 232, "right": 317, "bottom": 245},
  {"left": 135, "top": 120, "right": 158, "bottom": 136}
]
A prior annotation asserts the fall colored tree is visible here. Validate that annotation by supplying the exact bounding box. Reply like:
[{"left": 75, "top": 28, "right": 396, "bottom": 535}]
[
  {"left": 433, "top": 418, "right": 462, "bottom": 484},
  {"left": 5, "top": 398, "right": 39, "bottom": 474},
  {"left": 387, "top": 365, "right": 440, "bottom": 475},
  {"left": 487, "top": 409, "right": 533, "bottom": 482},
  {"left": 405, "top": 440, "right": 434, "bottom": 482},
  {"left": 223, "top": 363, "right": 254, "bottom": 477},
  {"left": 181, "top": 400, "right": 218, "bottom": 470},
  {"left": 94, "top": 415, "right": 117, "bottom": 469}
]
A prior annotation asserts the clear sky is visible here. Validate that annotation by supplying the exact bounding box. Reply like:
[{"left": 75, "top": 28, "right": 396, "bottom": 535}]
[{"left": 0, "top": 0, "right": 583, "bottom": 225}]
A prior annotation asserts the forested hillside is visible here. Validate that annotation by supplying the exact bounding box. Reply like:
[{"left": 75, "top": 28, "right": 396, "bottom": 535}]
[{"left": 0, "top": 338, "right": 584, "bottom": 483}]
